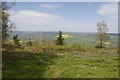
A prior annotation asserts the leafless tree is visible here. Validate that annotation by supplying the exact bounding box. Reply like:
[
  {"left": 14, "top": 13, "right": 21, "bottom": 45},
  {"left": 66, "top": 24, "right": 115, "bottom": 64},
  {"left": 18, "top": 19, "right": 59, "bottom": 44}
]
[{"left": 96, "top": 21, "right": 109, "bottom": 48}]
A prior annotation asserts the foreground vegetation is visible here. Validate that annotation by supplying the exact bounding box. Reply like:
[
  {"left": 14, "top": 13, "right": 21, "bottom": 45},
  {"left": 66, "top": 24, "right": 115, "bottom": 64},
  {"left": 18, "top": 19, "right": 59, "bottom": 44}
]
[
  {"left": 2, "top": 44, "right": 119, "bottom": 78},
  {"left": 1, "top": 1, "right": 119, "bottom": 79}
]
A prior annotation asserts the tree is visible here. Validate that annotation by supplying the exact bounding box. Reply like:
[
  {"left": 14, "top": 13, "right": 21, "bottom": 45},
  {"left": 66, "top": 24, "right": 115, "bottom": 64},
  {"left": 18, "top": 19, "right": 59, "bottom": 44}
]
[
  {"left": 56, "top": 30, "right": 64, "bottom": 45},
  {"left": 41, "top": 33, "right": 47, "bottom": 46},
  {"left": 27, "top": 39, "right": 33, "bottom": 46},
  {"left": 13, "top": 35, "right": 20, "bottom": 48},
  {"left": 96, "top": 21, "right": 110, "bottom": 48},
  {"left": 0, "top": 2, "right": 2, "bottom": 45},
  {"left": 1, "top": 1, "right": 15, "bottom": 43}
]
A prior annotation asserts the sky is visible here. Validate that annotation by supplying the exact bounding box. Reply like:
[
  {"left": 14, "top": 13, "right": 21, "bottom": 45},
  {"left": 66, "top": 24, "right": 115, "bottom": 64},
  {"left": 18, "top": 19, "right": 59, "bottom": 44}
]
[{"left": 9, "top": 2, "right": 118, "bottom": 33}]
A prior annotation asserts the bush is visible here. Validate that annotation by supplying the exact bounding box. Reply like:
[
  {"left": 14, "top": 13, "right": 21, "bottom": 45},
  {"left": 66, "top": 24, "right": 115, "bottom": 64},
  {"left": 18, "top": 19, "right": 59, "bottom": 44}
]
[
  {"left": 13, "top": 35, "right": 21, "bottom": 48},
  {"left": 95, "top": 45, "right": 105, "bottom": 48},
  {"left": 27, "top": 39, "right": 33, "bottom": 46}
]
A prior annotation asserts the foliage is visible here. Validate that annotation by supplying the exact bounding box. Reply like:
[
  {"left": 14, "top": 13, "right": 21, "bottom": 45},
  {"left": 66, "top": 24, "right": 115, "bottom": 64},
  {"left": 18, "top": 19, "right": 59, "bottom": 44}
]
[
  {"left": 27, "top": 39, "right": 33, "bottom": 46},
  {"left": 13, "top": 35, "right": 20, "bottom": 48},
  {"left": 96, "top": 21, "right": 110, "bottom": 48},
  {"left": 41, "top": 33, "right": 47, "bottom": 46},
  {"left": 56, "top": 31, "right": 64, "bottom": 45},
  {"left": 2, "top": 36, "right": 118, "bottom": 78},
  {"left": 1, "top": 1, "right": 15, "bottom": 45},
  {"left": 1, "top": 1, "right": 118, "bottom": 78},
  {"left": 3, "top": 47, "right": 118, "bottom": 78},
  {"left": 40, "top": 33, "right": 49, "bottom": 52}
]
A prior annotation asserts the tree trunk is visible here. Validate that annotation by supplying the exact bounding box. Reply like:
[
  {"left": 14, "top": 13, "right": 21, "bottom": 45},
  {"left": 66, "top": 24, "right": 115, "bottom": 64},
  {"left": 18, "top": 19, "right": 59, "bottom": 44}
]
[{"left": 100, "top": 39, "right": 102, "bottom": 48}]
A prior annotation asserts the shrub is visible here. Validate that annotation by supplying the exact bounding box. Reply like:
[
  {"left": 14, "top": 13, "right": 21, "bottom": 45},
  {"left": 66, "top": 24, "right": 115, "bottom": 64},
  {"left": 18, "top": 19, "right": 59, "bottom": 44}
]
[
  {"left": 56, "top": 31, "right": 64, "bottom": 45},
  {"left": 95, "top": 45, "right": 105, "bottom": 48},
  {"left": 13, "top": 35, "right": 21, "bottom": 48},
  {"left": 27, "top": 39, "right": 33, "bottom": 46}
]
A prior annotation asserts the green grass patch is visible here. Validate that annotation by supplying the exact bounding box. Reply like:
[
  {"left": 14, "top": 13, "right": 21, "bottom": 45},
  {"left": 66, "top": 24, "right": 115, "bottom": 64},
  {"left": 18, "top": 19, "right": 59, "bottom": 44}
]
[{"left": 2, "top": 47, "right": 118, "bottom": 78}]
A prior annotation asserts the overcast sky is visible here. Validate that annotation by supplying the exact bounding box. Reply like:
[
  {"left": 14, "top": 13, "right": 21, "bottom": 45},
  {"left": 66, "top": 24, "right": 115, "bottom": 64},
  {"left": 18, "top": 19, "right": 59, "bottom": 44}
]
[{"left": 9, "top": 2, "right": 118, "bottom": 33}]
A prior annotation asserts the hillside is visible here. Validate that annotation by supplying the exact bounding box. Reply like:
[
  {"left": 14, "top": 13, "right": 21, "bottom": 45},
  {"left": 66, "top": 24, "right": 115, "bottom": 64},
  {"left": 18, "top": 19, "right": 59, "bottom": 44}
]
[{"left": 8, "top": 31, "right": 118, "bottom": 47}]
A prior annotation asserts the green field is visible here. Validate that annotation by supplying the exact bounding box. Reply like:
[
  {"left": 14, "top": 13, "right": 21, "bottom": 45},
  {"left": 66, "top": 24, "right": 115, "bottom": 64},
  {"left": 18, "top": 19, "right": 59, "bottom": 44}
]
[
  {"left": 2, "top": 44, "right": 119, "bottom": 78},
  {"left": 2, "top": 1, "right": 119, "bottom": 79},
  {"left": 2, "top": 31, "right": 119, "bottom": 78}
]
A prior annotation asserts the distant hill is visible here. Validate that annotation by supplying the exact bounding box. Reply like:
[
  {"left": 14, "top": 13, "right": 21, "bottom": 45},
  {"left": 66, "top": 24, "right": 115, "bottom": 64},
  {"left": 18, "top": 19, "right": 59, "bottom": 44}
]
[{"left": 8, "top": 31, "right": 118, "bottom": 47}]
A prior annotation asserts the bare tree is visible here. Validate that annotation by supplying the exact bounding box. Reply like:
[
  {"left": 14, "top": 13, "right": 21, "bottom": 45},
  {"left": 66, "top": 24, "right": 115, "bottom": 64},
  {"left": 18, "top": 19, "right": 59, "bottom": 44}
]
[{"left": 96, "top": 21, "right": 109, "bottom": 48}]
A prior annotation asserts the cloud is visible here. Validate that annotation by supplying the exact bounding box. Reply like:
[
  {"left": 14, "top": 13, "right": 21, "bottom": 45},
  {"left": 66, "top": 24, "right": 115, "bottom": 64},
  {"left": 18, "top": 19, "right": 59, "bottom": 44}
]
[
  {"left": 97, "top": 3, "right": 118, "bottom": 16},
  {"left": 39, "top": 3, "right": 63, "bottom": 9},
  {"left": 97, "top": 3, "right": 118, "bottom": 33},
  {"left": 13, "top": 10, "right": 58, "bottom": 19},
  {"left": 9, "top": 9, "right": 117, "bottom": 33},
  {"left": 10, "top": 10, "right": 97, "bottom": 32},
  {"left": 10, "top": 10, "right": 62, "bottom": 31}
]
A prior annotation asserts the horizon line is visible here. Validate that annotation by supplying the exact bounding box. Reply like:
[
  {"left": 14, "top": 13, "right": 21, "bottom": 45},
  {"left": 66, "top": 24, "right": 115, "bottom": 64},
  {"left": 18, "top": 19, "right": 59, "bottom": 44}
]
[{"left": 12, "top": 30, "right": 119, "bottom": 34}]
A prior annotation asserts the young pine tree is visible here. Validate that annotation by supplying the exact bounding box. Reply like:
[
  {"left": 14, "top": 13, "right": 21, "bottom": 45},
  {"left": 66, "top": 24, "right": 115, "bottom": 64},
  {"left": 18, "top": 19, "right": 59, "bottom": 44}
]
[
  {"left": 56, "top": 31, "right": 64, "bottom": 45},
  {"left": 27, "top": 39, "right": 33, "bottom": 46},
  {"left": 13, "top": 35, "right": 20, "bottom": 48}
]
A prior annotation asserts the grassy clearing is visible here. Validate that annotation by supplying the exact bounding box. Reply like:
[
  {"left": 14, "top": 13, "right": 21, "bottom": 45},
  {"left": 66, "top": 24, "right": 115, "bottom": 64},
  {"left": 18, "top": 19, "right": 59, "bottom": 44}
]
[{"left": 2, "top": 45, "right": 119, "bottom": 78}]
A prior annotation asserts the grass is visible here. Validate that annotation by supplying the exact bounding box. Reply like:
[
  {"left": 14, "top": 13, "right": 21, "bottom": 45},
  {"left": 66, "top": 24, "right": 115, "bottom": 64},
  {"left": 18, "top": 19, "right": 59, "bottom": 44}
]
[{"left": 2, "top": 44, "right": 119, "bottom": 78}]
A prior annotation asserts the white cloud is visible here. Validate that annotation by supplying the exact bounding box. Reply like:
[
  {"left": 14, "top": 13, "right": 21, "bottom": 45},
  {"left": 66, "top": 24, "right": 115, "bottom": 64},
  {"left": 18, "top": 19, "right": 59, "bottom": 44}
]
[
  {"left": 39, "top": 3, "right": 63, "bottom": 9},
  {"left": 9, "top": 9, "right": 117, "bottom": 33},
  {"left": 9, "top": 10, "right": 68, "bottom": 31},
  {"left": 97, "top": 3, "right": 118, "bottom": 16},
  {"left": 97, "top": 3, "right": 118, "bottom": 33},
  {"left": 10, "top": 10, "right": 97, "bottom": 32},
  {"left": 13, "top": 10, "right": 58, "bottom": 19},
  {"left": 10, "top": 10, "right": 62, "bottom": 31}
]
